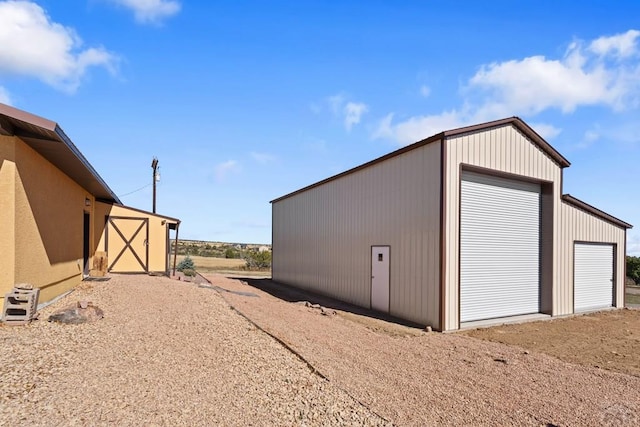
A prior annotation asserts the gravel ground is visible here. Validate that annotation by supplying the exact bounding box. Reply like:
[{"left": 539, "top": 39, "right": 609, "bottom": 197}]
[
  {"left": 208, "top": 274, "right": 640, "bottom": 426},
  {"left": 0, "top": 275, "right": 389, "bottom": 426}
]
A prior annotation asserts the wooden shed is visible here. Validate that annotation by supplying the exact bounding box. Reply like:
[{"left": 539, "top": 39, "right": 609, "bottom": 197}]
[{"left": 0, "top": 103, "right": 180, "bottom": 311}]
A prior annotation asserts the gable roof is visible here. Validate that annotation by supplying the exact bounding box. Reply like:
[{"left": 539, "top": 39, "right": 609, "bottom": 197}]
[
  {"left": 271, "top": 116, "right": 570, "bottom": 203},
  {"left": 0, "top": 103, "right": 121, "bottom": 204}
]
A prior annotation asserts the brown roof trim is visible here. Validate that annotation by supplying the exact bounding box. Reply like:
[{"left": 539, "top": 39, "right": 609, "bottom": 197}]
[
  {"left": 562, "top": 194, "right": 632, "bottom": 229},
  {"left": 442, "top": 117, "right": 571, "bottom": 168},
  {"left": 271, "top": 116, "right": 571, "bottom": 203},
  {"left": 0, "top": 102, "right": 121, "bottom": 204},
  {"left": 100, "top": 201, "right": 181, "bottom": 223},
  {"left": 270, "top": 132, "right": 443, "bottom": 203},
  {"left": 0, "top": 103, "right": 57, "bottom": 131}
]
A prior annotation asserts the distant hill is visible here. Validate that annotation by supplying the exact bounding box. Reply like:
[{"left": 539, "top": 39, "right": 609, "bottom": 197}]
[{"left": 172, "top": 239, "right": 271, "bottom": 258}]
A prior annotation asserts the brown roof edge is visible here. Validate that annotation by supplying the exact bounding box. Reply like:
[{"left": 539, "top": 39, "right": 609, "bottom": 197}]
[
  {"left": 0, "top": 102, "right": 57, "bottom": 131},
  {"left": 443, "top": 117, "right": 571, "bottom": 168},
  {"left": 270, "top": 132, "right": 444, "bottom": 203},
  {"left": 97, "top": 200, "right": 181, "bottom": 223},
  {"left": 271, "top": 116, "right": 572, "bottom": 204},
  {"left": 562, "top": 194, "right": 632, "bottom": 229}
]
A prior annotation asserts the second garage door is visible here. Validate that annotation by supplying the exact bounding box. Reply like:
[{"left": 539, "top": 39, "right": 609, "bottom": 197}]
[
  {"left": 574, "top": 243, "right": 614, "bottom": 312},
  {"left": 460, "top": 171, "right": 541, "bottom": 323}
]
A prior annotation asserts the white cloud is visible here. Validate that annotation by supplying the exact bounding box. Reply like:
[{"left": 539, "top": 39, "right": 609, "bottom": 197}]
[
  {"left": 324, "top": 93, "right": 369, "bottom": 131},
  {"left": 344, "top": 102, "right": 368, "bottom": 131},
  {"left": 420, "top": 85, "right": 431, "bottom": 97},
  {"left": 375, "top": 29, "right": 640, "bottom": 146},
  {"left": 0, "top": 1, "right": 117, "bottom": 93},
  {"left": 108, "top": 0, "right": 181, "bottom": 24},
  {"left": 250, "top": 151, "right": 276, "bottom": 164},
  {"left": 374, "top": 111, "right": 466, "bottom": 146},
  {"left": 0, "top": 86, "right": 11, "bottom": 104},
  {"left": 529, "top": 122, "right": 562, "bottom": 140},
  {"left": 584, "top": 129, "right": 600, "bottom": 143},
  {"left": 214, "top": 160, "right": 240, "bottom": 182},
  {"left": 589, "top": 29, "right": 640, "bottom": 59}
]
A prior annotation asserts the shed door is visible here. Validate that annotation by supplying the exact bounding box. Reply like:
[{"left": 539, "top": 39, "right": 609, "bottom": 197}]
[
  {"left": 574, "top": 243, "right": 614, "bottom": 312},
  {"left": 106, "top": 217, "right": 149, "bottom": 273},
  {"left": 460, "top": 171, "right": 541, "bottom": 323},
  {"left": 371, "top": 246, "right": 390, "bottom": 312}
]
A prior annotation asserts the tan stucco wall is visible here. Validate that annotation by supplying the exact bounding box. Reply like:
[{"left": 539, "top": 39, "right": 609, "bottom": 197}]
[
  {"left": 96, "top": 203, "right": 173, "bottom": 273},
  {"left": 0, "top": 136, "right": 17, "bottom": 300},
  {"left": 2, "top": 136, "right": 97, "bottom": 307}
]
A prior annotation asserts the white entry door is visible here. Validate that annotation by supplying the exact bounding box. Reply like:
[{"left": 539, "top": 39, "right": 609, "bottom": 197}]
[{"left": 371, "top": 246, "right": 390, "bottom": 312}]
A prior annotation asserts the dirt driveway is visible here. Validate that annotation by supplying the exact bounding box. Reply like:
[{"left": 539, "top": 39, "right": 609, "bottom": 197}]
[
  {"left": 207, "top": 274, "right": 640, "bottom": 426},
  {"left": 464, "top": 308, "right": 640, "bottom": 378}
]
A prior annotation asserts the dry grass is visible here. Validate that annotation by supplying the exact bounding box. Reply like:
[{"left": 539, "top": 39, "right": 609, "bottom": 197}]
[{"left": 175, "top": 255, "right": 246, "bottom": 272}]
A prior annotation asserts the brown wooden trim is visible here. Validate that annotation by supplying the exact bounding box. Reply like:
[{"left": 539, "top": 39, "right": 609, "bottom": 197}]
[
  {"left": 107, "top": 217, "right": 148, "bottom": 272},
  {"left": 438, "top": 139, "right": 446, "bottom": 332},
  {"left": 110, "top": 203, "right": 181, "bottom": 224},
  {"left": 562, "top": 195, "right": 632, "bottom": 229}
]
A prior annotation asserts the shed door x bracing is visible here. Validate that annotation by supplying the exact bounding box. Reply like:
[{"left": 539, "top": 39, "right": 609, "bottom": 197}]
[
  {"left": 460, "top": 171, "right": 541, "bottom": 323},
  {"left": 107, "top": 217, "right": 149, "bottom": 273},
  {"left": 574, "top": 243, "right": 614, "bottom": 312}
]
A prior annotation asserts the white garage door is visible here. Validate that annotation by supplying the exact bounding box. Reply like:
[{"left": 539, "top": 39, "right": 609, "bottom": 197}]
[
  {"left": 460, "top": 171, "right": 541, "bottom": 323},
  {"left": 574, "top": 243, "right": 614, "bottom": 312}
]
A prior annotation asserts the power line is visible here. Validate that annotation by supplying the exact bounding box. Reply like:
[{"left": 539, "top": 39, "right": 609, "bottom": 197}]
[{"left": 119, "top": 182, "right": 153, "bottom": 197}]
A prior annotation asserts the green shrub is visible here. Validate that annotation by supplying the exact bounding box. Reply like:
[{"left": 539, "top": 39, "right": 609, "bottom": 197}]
[
  {"left": 182, "top": 268, "right": 196, "bottom": 277},
  {"left": 244, "top": 250, "right": 272, "bottom": 269},
  {"left": 177, "top": 255, "right": 195, "bottom": 272},
  {"left": 225, "top": 248, "right": 238, "bottom": 259}
]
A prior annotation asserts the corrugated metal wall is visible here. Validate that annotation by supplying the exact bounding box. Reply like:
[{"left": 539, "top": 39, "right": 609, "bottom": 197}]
[
  {"left": 443, "top": 125, "right": 562, "bottom": 330},
  {"left": 273, "top": 141, "right": 442, "bottom": 327},
  {"left": 557, "top": 202, "right": 626, "bottom": 313}
]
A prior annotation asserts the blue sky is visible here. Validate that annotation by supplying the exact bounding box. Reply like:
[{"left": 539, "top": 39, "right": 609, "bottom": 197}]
[{"left": 1, "top": 1, "right": 639, "bottom": 252}]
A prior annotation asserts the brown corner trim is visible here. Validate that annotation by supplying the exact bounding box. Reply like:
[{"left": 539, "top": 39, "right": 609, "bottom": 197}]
[{"left": 438, "top": 139, "right": 447, "bottom": 332}]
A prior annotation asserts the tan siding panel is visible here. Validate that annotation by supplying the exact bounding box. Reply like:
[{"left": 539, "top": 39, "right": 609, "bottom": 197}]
[
  {"left": 273, "top": 141, "right": 442, "bottom": 327},
  {"left": 444, "top": 125, "right": 562, "bottom": 331},
  {"left": 558, "top": 202, "right": 626, "bottom": 313}
]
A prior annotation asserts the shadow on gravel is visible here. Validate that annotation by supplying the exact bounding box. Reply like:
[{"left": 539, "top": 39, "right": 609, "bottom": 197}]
[{"left": 232, "top": 276, "right": 426, "bottom": 330}]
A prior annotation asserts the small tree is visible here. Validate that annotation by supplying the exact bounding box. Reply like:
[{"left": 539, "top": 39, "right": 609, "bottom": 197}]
[
  {"left": 177, "top": 255, "right": 195, "bottom": 272},
  {"left": 224, "top": 248, "right": 238, "bottom": 259},
  {"left": 627, "top": 256, "right": 640, "bottom": 285},
  {"left": 244, "top": 250, "right": 272, "bottom": 270}
]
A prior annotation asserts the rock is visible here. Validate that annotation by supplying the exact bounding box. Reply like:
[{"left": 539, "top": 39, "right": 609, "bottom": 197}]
[
  {"left": 78, "top": 300, "right": 89, "bottom": 309},
  {"left": 493, "top": 357, "right": 509, "bottom": 365},
  {"left": 48, "top": 304, "right": 104, "bottom": 324},
  {"left": 425, "top": 326, "right": 433, "bottom": 332}
]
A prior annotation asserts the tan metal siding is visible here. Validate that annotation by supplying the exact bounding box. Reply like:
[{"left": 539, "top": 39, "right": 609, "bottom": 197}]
[
  {"left": 273, "top": 141, "right": 442, "bottom": 327},
  {"left": 444, "top": 125, "right": 562, "bottom": 330},
  {"left": 558, "top": 202, "right": 626, "bottom": 313}
]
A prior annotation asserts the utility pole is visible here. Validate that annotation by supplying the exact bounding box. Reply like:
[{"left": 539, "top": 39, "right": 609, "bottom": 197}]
[{"left": 151, "top": 157, "right": 159, "bottom": 213}]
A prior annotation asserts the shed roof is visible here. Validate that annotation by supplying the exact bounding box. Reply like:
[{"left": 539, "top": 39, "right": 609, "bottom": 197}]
[
  {"left": 562, "top": 194, "right": 632, "bottom": 229},
  {"left": 271, "top": 117, "right": 570, "bottom": 203},
  {"left": 0, "top": 103, "right": 121, "bottom": 204}
]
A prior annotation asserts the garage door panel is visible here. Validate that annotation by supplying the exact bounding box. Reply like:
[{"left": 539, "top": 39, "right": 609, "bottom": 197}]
[
  {"left": 460, "top": 171, "right": 541, "bottom": 323},
  {"left": 574, "top": 243, "right": 613, "bottom": 312}
]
